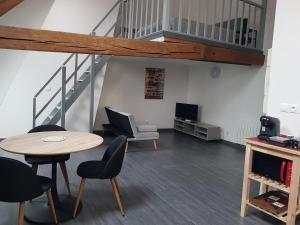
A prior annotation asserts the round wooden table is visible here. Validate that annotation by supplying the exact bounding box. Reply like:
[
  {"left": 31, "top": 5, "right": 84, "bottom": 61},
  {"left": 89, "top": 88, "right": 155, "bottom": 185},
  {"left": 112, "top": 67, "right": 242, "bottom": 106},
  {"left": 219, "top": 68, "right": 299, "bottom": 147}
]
[{"left": 0, "top": 131, "right": 103, "bottom": 224}]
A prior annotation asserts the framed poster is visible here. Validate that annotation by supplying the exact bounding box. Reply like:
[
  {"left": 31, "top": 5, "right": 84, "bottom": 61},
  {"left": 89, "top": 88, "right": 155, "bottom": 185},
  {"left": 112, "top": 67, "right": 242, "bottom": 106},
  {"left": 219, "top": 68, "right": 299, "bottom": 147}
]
[{"left": 144, "top": 68, "right": 165, "bottom": 99}]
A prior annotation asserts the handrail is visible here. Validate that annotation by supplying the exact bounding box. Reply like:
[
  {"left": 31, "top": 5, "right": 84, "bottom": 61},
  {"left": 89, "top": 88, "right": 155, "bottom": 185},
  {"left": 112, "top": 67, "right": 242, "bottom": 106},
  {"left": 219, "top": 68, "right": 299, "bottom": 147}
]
[
  {"left": 92, "top": 0, "right": 122, "bottom": 32},
  {"left": 33, "top": 0, "right": 122, "bottom": 127}
]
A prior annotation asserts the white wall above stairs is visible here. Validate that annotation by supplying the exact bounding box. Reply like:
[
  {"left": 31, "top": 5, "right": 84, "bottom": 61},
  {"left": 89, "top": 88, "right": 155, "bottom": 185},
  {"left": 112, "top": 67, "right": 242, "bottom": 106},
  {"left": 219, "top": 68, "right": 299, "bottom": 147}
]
[{"left": 0, "top": 0, "right": 118, "bottom": 138}]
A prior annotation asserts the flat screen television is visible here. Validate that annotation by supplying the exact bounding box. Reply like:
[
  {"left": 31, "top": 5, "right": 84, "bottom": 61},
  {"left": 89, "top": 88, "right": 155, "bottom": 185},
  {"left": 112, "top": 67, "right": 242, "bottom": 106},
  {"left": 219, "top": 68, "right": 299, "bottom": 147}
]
[{"left": 175, "top": 103, "right": 198, "bottom": 121}]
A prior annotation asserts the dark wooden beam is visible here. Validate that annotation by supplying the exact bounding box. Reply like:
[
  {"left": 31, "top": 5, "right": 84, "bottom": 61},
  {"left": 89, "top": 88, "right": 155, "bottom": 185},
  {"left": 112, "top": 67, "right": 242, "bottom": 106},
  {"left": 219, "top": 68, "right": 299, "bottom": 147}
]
[
  {"left": 0, "top": 0, "right": 23, "bottom": 16},
  {"left": 0, "top": 26, "right": 265, "bottom": 65}
]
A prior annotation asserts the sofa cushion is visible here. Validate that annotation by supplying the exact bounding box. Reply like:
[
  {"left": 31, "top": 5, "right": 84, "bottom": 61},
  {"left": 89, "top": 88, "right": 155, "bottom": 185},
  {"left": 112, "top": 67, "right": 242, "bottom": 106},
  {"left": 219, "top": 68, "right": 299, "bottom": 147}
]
[
  {"left": 135, "top": 131, "right": 159, "bottom": 140},
  {"left": 137, "top": 124, "right": 157, "bottom": 132}
]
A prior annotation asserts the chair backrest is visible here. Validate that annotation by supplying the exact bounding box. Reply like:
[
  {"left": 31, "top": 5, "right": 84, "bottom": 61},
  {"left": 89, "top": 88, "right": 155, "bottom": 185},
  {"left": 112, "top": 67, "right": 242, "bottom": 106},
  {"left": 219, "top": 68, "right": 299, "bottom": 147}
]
[
  {"left": 105, "top": 107, "right": 135, "bottom": 138},
  {"left": 29, "top": 124, "right": 66, "bottom": 133},
  {"left": 0, "top": 157, "right": 43, "bottom": 202},
  {"left": 101, "top": 135, "right": 127, "bottom": 178}
]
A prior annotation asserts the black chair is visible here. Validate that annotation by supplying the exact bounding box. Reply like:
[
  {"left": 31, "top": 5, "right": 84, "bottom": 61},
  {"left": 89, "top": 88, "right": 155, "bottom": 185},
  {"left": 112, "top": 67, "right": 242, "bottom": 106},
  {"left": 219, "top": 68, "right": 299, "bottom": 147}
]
[
  {"left": 0, "top": 157, "right": 58, "bottom": 225},
  {"left": 73, "top": 135, "right": 127, "bottom": 217},
  {"left": 25, "top": 124, "right": 71, "bottom": 194}
]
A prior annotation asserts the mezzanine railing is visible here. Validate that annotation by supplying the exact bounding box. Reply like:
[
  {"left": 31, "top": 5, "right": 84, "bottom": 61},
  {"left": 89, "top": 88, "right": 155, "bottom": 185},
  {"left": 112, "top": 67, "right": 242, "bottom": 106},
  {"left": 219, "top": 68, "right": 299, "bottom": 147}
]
[{"left": 118, "top": 0, "right": 267, "bottom": 50}]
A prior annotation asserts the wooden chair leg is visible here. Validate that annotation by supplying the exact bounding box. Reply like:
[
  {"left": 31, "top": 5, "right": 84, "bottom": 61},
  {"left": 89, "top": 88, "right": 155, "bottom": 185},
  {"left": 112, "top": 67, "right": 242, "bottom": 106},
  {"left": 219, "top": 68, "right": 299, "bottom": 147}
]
[
  {"left": 153, "top": 139, "right": 158, "bottom": 150},
  {"left": 111, "top": 177, "right": 125, "bottom": 216},
  {"left": 125, "top": 141, "right": 128, "bottom": 153},
  {"left": 32, "top": 164, "right": 38, "bottom": 174},
  {"left": 59, "top": 162, "right": 71, "bottom": 195},
  {"left": 73, "top": 179, "right": 86, "bottom": 218},
  {"left": 18, "top": 202, "right": 25, "bottom": 225},
  {"left": 47, "top": 189, "right": 58, "bottom": 224},
  {"left": 114, "top": 177, "right": 121, "bottom": 197}
]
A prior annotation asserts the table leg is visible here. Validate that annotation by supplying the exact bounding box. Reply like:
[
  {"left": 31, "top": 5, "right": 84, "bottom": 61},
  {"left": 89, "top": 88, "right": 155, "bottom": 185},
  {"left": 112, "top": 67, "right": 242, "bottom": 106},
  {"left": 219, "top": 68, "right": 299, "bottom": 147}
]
[
  {"left": 51, "top": 162, "right": 59, "bottom": 204},
  {"left": 286, "top": 157, "right": 300, "bottom": 225},
  {"left": 240, "top": 144, "right": 253, "bottom": 217}
]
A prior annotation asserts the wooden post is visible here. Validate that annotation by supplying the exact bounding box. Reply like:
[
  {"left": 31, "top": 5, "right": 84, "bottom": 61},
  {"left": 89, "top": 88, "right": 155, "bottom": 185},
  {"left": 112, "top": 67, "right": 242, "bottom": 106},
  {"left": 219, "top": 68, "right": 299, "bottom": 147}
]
[{"left": 240, "top": 144, "right": 253, "bottom": 217}]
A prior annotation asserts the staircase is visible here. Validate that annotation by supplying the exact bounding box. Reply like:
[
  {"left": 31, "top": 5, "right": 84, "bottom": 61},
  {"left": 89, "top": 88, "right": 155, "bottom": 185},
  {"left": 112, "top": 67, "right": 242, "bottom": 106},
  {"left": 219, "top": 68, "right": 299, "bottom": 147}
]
[{"left": 33, "top": 0, "right": 123, "bottom": 132}]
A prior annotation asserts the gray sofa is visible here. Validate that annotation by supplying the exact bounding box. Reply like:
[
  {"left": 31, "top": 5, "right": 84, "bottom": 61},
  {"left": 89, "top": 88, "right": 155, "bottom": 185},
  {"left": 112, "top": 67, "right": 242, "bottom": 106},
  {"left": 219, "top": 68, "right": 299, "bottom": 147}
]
[{"left": 104, "top": 107, "right": 159, "bottom": 152}]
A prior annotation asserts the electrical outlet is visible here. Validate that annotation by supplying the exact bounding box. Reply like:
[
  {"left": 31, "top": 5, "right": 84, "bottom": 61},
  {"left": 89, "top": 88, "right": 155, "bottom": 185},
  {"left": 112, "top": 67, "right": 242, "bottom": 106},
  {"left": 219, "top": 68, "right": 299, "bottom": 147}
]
[
  {"left": 280, "top": 103, "right": 289, "bottom": 112},
  {"left": 290, "top": 104, "right": 298, "bottom": 114}
]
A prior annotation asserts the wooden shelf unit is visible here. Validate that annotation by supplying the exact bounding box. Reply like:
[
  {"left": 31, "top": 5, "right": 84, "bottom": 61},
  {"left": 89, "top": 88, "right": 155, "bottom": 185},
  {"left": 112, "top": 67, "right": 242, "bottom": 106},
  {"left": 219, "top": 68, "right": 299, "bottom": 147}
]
[
  {"left": 241, "top": 138, "right": 300, "bottom": 225},
  {"left": 174, "top": 118, "right": 221, "bottom": 141}
]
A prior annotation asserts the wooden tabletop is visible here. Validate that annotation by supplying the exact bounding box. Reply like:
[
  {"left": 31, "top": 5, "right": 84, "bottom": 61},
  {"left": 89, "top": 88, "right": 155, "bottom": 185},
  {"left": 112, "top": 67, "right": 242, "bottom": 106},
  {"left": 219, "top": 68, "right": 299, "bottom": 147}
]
[
  {"left": 245, "top": 137, "right": 300, "bottom": 157},
  {"left": 0, "top": 131, "right": 103, "bottom": 155}
]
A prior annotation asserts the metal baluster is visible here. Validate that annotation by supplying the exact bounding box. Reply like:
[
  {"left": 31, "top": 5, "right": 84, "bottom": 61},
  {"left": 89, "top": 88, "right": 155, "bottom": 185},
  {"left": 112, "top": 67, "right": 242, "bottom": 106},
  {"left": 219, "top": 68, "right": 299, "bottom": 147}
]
[
  {"left": 252, "top": 6, "right": 257, "bottom": 48},
  {"left": 204, "top": 0, "right": 208, "bottom": 38},
  {"left": 150, "top": 0, "right": 154, "bottom": 33},
  {"left": 74, "top": 53, "right": 78, "bottom": 91},
  {"left": 140, "top": 0, "right": 144, "bottom": 37},
  {"left": 196, "top": 0, "right": 201, "bottom": 36},
  {"left": 211, "top": 0, "right": 217, "bottom": 39},
  {"left": 219, "top": 0, "right": 226, "bottom": 41},
  {"left": 239, "top": 1, "right": 245, "bottom": 46},
  {"left": 156, "top": 0, "right": 160, "bottom": 31},
  {"left": 121, "top": 0, "right": 124, "bottom": 37},
  {"left": 187, "top": 0, "right": 191, "bottom": 34},
  {"left": 61, "top": 66, "right": 66, "bottom": 129},
  {"left": 233, "top": 0, "right": 240, "bottom": 44},
  {"left": 226, "top": 0, "right": 233, "bottom": 42},
  {"left": 89, "top": 32, "right": 96, "bottom": 133},
  {"left": 145, "top": 0, "right": 149, "bottom": 35},
  {"left": 178, "top": 0, "right": 183, "bottom": 32},
  {"left": 33, "top": 97, "right": 36, "bottom": 128},
  {"left": 245, "top": 4, "right": 251, "bottom": 47},
  {"left": 162, "top": 0, "right": 170, "bottom": 31},
  {"left": 135, "top": 0, "right": 139, "bottom": 38}
]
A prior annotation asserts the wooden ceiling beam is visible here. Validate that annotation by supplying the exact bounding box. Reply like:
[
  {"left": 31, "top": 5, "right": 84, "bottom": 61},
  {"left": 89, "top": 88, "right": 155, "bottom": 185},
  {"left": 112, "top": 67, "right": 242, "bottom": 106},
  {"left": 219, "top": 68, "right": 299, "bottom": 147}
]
[
  {"left": 0, "top": 26, "right": 265, "bottom": 65},
  {"left": 0, "top": 0, "right": 23, "bottom": 16}
]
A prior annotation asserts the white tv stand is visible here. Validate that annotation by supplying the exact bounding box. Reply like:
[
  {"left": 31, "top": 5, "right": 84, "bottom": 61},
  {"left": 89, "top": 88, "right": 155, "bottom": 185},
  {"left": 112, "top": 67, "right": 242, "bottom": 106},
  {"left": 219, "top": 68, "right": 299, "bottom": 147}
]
[{"left": 174, "top": 118, "right": 221, "bottom": 141}]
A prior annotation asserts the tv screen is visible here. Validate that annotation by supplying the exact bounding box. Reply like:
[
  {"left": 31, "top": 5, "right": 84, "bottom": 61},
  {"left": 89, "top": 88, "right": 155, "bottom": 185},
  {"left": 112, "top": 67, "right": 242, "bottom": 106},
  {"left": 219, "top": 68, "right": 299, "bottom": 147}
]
[{"left": 175, "top": 103, "right": 198, "bottom": 121}]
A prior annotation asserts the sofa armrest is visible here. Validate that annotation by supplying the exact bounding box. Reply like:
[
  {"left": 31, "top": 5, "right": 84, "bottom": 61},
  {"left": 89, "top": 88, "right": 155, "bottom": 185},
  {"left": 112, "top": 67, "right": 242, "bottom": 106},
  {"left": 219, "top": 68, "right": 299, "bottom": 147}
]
[{"left": 137, "top": 124, "right": 157, "bottom": 132}]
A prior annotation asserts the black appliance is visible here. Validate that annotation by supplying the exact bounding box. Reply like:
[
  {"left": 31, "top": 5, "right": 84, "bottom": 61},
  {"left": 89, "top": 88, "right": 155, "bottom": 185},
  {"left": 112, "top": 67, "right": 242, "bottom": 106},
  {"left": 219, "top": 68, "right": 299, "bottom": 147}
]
[
  {"left": 257, "top": 116, "right": 280, "bottom": 140},
  {"left": 252, "top": 152, "right": 292, "bottom": 187},
  {"left": 175, "top": 103, "right": 198, "bottom": 121}
]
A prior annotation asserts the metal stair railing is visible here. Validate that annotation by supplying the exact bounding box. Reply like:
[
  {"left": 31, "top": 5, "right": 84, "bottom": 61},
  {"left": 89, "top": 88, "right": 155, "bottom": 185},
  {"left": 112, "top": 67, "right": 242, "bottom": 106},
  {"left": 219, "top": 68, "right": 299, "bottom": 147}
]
[{"left": 33, "top": 0, "right": 123, "bottom": 129}]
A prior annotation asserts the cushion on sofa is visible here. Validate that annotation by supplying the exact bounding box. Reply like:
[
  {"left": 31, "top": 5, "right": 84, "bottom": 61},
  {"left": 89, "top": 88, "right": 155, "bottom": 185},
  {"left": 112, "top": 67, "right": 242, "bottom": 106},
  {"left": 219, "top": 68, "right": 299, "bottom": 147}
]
[{"left": 137, "top": 124, "right": 157, "bottom": 132}]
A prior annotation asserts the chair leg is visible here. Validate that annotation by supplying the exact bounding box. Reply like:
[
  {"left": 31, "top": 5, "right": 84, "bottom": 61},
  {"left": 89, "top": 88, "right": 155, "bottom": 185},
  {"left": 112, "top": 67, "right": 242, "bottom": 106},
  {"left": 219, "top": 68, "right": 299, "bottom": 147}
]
[
  {"left": 125, "top": 141, "right": 129, "bottom": 153},
  {"left": 111, "top": 177, "right": 125, "bottom": 216},
  {"left": 59, "top": 162, "right": 71, "bottom": 195},
  {"left": 32, "top": 164, "right": 38, "bottom": 174},
  {"left": 73, "top": 179, "right": 86, "bottom": 218},
  {"left": 47, "top": 189, "right": 58, "bottom": 224},
  {"left": 18, "top": 202, "right": 25, "bottom": 225},
  {"left": 114, "top": 177, "right": 121, "bottom": 197},
  {"left": 153, "top": 139, "right": 158, "bottom": 150}
]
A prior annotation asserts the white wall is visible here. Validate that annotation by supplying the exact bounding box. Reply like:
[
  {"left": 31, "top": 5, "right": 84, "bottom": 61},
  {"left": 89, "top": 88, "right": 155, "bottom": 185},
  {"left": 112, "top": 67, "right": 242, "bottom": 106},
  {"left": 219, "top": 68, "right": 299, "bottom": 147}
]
[
  {"left": 0, "top": 0, "right": 118, "bottom": 138},
  {"left": 0, "top": 0, "right": 54, "bottom": 104},
  {"left": 266, "top": 0, "right": 300, "bottom": 137},
  {"left": 94, "top": 57, "right": 189, "bottom": 130}
]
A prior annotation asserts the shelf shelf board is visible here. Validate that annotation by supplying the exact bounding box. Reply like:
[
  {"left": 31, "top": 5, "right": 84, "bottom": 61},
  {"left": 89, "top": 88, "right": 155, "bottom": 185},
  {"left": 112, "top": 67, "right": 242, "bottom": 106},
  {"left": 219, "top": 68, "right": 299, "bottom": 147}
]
[
  {"left": 248, "top": 173, "right": 290, "bottom": 193},
  {"left": 246, "top": 201, "right": 287, "bottom": 223}
]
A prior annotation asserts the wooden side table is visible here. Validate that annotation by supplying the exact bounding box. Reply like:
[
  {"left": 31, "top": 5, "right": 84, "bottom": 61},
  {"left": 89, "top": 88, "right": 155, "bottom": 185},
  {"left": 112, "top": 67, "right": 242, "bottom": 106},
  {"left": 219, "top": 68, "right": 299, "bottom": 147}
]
[{"left": 241, "top": 138, "right": 300, "bottom": 225}]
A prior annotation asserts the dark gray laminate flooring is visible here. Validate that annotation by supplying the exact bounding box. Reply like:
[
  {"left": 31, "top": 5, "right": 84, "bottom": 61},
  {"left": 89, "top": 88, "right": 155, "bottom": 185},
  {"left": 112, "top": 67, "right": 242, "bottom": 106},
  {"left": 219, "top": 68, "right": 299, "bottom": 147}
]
[{"left": 0, "top": 131, "right": 298, "bottom": 225}]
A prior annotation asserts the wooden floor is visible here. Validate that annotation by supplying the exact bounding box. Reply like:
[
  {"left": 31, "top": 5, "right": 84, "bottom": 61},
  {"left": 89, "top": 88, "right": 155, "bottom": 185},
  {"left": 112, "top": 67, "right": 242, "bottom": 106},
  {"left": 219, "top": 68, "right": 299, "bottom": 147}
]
[{"left": 0, "top": 131, "right": 298, "bottom": 225}]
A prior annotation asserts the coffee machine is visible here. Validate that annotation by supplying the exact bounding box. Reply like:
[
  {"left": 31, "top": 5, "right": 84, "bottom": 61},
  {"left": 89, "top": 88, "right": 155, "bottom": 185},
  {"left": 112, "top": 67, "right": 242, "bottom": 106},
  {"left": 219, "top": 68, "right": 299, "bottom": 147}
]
[{"left": 257, "top": 116, "right": 280, "bottom": 140}]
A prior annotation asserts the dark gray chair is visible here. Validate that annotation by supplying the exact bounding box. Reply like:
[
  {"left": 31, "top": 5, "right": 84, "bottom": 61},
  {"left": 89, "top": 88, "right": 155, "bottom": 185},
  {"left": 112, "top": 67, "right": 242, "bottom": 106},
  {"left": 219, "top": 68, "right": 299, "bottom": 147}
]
[
  {"left": 0, "top": 157, "right": 58, "bottom": 225},
  {"left": 25, "top": 124, "right": 71, "bottom": 194},
  {"left": 73, "top": 135, "right": 127, "bottom": 217}
]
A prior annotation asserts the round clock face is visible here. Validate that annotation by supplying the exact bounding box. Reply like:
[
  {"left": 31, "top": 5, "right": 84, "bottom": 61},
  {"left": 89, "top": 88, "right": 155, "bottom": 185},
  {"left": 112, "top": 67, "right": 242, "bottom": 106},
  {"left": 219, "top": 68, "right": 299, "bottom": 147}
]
[{"left": 210, "top": 66, "right": 221, "bottom": 79}]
